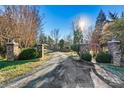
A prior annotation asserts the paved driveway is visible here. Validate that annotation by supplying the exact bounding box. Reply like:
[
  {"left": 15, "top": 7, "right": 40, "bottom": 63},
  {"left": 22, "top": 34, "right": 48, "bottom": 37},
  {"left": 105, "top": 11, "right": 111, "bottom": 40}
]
[{"left": 1, "top": 52, "right": 110, "bottom": 88}]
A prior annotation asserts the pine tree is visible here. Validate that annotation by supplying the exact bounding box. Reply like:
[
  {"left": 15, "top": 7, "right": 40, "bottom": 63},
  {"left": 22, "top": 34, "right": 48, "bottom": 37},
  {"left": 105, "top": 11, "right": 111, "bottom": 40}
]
[
  {"left": 121, "top": 12, "right": 124, "bottom": 19},
  {"left": 109, "top": 12, "right": 118, "bottom": 20},
  {"left": 73, "top": 27, "right": 82, "bottom": 45},
  {"left": 72, "top": 18, "right": 83, "bottom": 45},
  {"left": 95, "top": 9, "right": 106, "bottom": 32},
  {"left": 91, "top": 9, "right": 106, "bottom": 52},
  {"left": 59, "top": 39, "right": 64, "bottom": 51}
]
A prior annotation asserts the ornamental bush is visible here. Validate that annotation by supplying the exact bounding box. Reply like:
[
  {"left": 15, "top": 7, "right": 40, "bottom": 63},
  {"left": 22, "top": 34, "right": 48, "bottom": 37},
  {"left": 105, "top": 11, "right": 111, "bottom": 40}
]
[
  {"left": 96, "top": 52, "right": 111, "bottom": 63},
  {"left": 80, "top": 52, "right": 92, "bottom": 62},
  {"left": 18, "top": 48, "right": 38, "bottom": 60}
]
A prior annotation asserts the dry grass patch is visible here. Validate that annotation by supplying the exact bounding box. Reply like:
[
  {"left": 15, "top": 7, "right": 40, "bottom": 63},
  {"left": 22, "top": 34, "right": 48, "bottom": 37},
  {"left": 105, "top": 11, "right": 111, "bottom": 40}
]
[{"left": 63, "top": 51, "right": 78, "bottom": 57}]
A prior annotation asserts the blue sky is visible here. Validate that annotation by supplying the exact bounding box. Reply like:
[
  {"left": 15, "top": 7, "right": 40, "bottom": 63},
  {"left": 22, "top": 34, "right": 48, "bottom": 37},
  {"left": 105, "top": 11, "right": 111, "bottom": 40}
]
[{"left": 38, "top": 5, "right": 124, "bottom": 38}]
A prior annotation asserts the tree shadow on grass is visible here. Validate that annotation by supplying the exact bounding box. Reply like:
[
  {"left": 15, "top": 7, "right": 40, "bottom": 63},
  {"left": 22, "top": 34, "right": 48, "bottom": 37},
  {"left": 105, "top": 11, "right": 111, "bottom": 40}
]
[{"left": 0, "top": 58, "right": 40, "bottom": 70}]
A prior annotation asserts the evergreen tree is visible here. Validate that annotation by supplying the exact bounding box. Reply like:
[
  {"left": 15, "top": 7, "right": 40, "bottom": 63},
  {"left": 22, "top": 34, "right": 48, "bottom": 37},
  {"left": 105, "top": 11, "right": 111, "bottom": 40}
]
[
  {"left": 92, "top": 9, "right": 106, "bottom": 52},
  {"left": 59, "top": 39, "right": 64, "bottom": 51},
  {"left": 121, "top": 12, "right": 124, "bottom": 19},
  {"left": 72, "top": 19, "right": 83, "bottom": 45},
  {"left": 95, "top": 9, "right": 106, "bottom": 31},
  {"left": 109, "top": 12, "right": 118, "bottom": 20},
  {"left": 47, "top": 36, "right": 54, "bottom": 49},
  {"left": 73, "top": 27, "right": 82, "bottom": 45}
]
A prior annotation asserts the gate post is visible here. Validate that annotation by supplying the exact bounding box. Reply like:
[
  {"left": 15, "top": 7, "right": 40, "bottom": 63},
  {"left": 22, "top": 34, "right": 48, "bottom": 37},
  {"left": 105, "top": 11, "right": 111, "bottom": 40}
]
[
  {"left": 37, "top": 44, "right": 44, "bottom": 58},
  {"left": 108, "top": 39, "right": 121, "bottom": 66},
  {"left": 6, "top": 40, "right": 20, "bottom": 61}
]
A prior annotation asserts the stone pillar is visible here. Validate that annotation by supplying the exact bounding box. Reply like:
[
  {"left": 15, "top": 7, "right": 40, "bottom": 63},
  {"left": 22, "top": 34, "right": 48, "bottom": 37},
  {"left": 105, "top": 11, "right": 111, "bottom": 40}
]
[
  {"left": 6, "top": 40, "right": 20, "bottom": 61},
  {"left": 108, "top": 39, "right": 121, "bottom": 66},
  {"left": 37, "top": 44, "right": 44, "bottom": 58},
  {"left": 80, "top": 43, "right": 90, "bottom": 54}
]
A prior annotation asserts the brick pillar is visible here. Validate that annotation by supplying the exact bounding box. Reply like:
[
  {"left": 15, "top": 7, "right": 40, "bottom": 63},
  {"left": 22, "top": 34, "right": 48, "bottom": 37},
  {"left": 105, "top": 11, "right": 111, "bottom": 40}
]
[
  {"left": 6, "top": 40, "right": 20, "bottom": 61},
  {"left": 108, "top": 39, "right": 121, "bottom": 66},
  {"left": 37, "top": 44, "right": 44, "bottom": 58}
]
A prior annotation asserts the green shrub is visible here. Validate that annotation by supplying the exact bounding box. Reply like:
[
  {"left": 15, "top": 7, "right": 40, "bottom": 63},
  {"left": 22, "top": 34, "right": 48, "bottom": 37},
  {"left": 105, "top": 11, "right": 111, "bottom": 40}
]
[
  {"left": 0, "top": 46, "right": 6, "bottom": 58},
  {"left": 80, "top": 52, "right": 92, "bottom": 61},
  {"left": 96, "top": 52, "right": 111, "bottom": 63},
  {"left": 18, "top": 48, "right": 38, "bottom": 60}
]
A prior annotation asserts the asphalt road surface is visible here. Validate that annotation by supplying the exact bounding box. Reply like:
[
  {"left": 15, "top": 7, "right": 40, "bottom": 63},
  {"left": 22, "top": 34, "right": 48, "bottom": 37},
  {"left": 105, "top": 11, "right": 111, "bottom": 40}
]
[{"left": 1, "top": 52, "right": 111, "bottom": 88}]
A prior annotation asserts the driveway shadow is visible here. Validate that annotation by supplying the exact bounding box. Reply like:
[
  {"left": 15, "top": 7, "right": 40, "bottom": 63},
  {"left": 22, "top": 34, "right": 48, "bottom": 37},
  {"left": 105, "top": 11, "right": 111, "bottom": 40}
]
[{"left": 21, "top": 57, "right": 94, "bottom": 88}]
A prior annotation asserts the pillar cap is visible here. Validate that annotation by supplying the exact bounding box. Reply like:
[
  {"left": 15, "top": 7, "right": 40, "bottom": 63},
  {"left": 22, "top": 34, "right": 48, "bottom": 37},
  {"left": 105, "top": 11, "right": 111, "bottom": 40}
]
[
  {"left": 7, "top": 40, "right": 18, "bottom": 45},
  {"left": 108, "top": 37, "right": 120, "bottom": 43},
  {"left": 108, "top": 40, "right": 120, "bottom": 43}
]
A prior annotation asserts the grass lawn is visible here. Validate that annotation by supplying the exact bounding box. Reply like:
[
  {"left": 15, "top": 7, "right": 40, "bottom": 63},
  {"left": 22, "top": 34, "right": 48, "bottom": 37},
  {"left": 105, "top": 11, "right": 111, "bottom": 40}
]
[
  {"left": 99, "top": 63, "right": 124, "bottom": 81},
  {"left": 63, "top": 51, "right": 78, "bottom": 57},
  {"left": 0, "top": 53, "right": 52, "bottom": 84}
]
